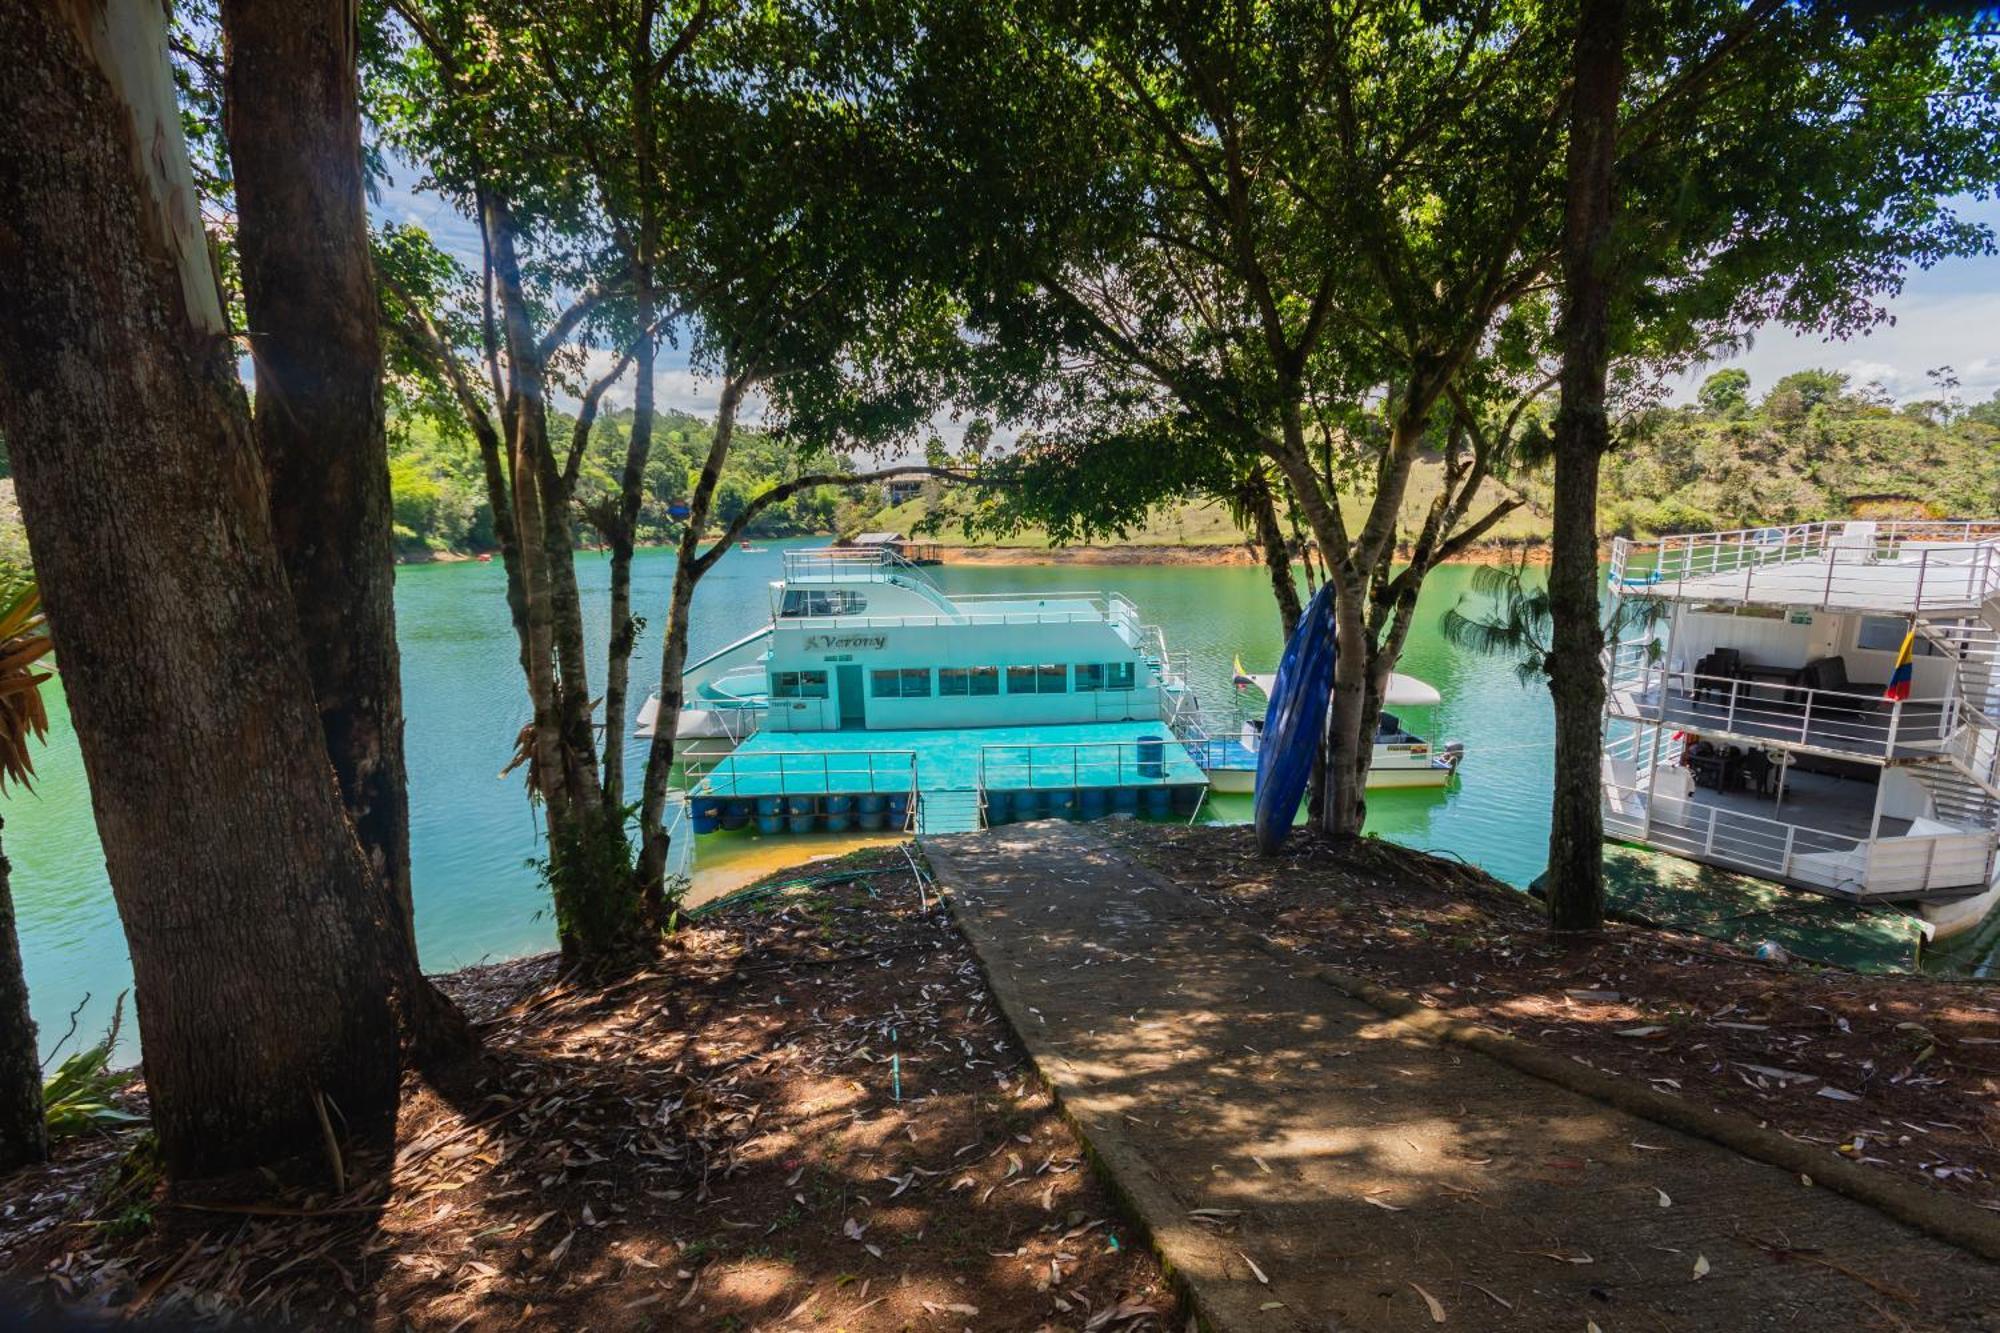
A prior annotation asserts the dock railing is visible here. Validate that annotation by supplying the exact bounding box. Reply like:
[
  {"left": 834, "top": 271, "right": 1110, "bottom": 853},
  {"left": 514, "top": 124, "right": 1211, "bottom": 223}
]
[
  {"left": 1609, "top": 520, "right": 2000, "bottom": 612},
  {"left": 977, "top": 738, "right": 1186, "bottom": 791},
  {"left": 694, "top": 747, "right": 919, "bottom": 804}
]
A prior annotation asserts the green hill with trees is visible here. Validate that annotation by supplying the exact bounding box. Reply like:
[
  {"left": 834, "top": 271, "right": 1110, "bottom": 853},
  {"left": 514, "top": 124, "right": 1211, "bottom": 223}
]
[{"left": 383, "top": 405, "right": 856, "bottom": 558}]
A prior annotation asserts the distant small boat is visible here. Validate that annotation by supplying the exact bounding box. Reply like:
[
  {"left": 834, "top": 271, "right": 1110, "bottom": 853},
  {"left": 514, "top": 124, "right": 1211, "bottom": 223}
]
[
  {"left": 476, "top": 553, "right": 493, "bottom": 563},
  {"left": 740, "top": 540, "right": 763, "bottom": 553}
]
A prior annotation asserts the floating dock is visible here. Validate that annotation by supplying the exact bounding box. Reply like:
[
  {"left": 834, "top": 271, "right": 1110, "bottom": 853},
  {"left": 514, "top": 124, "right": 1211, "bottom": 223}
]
[{"left": 689, "top": 721, "right": 1208, "bottom": 836}]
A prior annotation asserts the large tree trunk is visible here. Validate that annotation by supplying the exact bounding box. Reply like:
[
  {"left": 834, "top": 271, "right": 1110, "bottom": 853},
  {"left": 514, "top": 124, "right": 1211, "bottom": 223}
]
[
  {"left": 637, "top": 380, "right": 746, "bottom": 900},
  {"left": 0, "top": 821, "right": 44, "bottom": 1173},
  {"left": 0, "top": 0, "right": 400, "bottom": 1176},
  {"left": 221, "top": 0, "right": 469, "bottom": 1051},
  {"left": 482, "top": 199, "right": 635, "bottom": 961},
  {"left": 1544, "top": 0, "right": 1627, "bottom": 933}
]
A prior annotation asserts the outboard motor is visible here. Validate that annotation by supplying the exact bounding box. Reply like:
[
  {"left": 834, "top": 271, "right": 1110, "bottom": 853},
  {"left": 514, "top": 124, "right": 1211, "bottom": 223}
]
[{"left": 1440, "top": 739, "right": 1467, "bottom": 772}]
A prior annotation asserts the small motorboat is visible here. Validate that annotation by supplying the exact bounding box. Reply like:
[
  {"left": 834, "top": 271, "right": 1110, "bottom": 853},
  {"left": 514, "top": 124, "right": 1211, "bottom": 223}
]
[{"left": 1197, "top": 660, "right": 1464, "bottom": 792}]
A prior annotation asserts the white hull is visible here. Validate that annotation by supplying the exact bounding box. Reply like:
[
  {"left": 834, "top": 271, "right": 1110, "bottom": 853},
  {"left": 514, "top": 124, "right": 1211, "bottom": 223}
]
[
  {"left": 1919, "top": 877, "right": 2000, "bottom": 943},
  {"left": 1204, "top": 746, "right": 1455, "bottom": 793}
]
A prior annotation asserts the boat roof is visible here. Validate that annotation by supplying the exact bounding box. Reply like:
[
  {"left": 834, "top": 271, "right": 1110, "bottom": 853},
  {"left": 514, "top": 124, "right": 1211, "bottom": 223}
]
[
  {"left": 1246, "top": 670, "right": 1441, "bottom": 707},
  {"left": 1609, "top": 520, "right": 2000, "bottom": 615}
]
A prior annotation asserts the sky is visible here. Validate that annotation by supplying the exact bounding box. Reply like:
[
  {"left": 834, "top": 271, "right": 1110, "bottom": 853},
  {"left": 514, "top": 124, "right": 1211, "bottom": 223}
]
[{"left": 374, "top": 162, "right": 2000, "bottom": 431}]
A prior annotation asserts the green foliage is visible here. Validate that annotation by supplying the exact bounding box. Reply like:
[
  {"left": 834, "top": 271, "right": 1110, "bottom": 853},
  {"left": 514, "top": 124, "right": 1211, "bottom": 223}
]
[
  {"left": 1589, "top": 371, "right": 2000, "bottom": 536},
  {"left": 43, "top": 994, "right": 141, "bottom": 1141},
  {"left": 535, "top": 807, "right": 644, "bottom": 960},
  {"left": 1441, "top": 565, "right": 1663, "bottom": 686}
]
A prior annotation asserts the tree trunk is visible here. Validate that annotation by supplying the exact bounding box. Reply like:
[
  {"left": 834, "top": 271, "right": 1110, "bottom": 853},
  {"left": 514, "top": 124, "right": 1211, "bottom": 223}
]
[
  {"left": 0, "top": 820, "right": 45, "bottom": 1173},
  {"left": 1544, "top": 0, "right": 1627, "bottom": 933},
  {"left": 0, "top": 0, "right": 399, "bottom": 1176},
  {"left": 1319, "top": 583, "right": 1374, "bottom": 838},
  {"left": 601, "top": 286, "right": 653, "bottom": 811},
  {"left": 1246, "top": 473, "right": 1301, "bottom": 639},
  {"left": 221, "top": 0, "right": 469, "bottom": 1052},
  {"left": 637, "top": 380, "right": 746, "bottom": 900}
]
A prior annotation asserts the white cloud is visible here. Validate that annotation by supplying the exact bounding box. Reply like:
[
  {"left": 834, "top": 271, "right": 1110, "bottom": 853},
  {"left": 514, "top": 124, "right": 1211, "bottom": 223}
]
[{"left": 1674, "top": 288, "right": 2000, "bottom": 408}]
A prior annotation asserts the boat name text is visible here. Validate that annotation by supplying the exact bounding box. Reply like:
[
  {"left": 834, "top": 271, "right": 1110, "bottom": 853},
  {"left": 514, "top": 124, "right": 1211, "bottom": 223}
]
[{"left": 805, "top": 633, "right": 888, "bottom": 652}]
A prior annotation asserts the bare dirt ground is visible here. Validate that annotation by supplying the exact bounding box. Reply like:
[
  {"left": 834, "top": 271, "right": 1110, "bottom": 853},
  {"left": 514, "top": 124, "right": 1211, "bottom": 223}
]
[
  {"left": 0, "top": 851, "right": 1175, "bottom": 1330},
  {"left": 1104, "top": 823, "right": 2000, "bottom": 1213}
]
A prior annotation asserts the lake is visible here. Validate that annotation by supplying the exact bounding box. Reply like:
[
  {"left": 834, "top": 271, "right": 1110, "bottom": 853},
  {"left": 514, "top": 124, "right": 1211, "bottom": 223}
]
[{"left": 7, "top": 543, "right": 1557, "bottom": 1060}]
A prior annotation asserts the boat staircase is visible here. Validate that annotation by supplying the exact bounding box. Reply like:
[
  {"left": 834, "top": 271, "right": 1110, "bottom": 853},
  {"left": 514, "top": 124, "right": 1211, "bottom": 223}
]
[
  {"left": 1909, "top": 607, "right": 2000, "bottom": 879},
  {"left": 916, "top": 787, "right": 984, "bottom": 835}
]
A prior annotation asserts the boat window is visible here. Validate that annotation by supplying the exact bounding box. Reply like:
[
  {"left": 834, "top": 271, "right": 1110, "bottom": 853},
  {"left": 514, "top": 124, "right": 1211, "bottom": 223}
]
[
  {"left": 939, "top": 665, "right": 999, "bottom": 696},
  {"left": 1855, "top": 616, "right": 1942, "bottom": 656},
  {"left": 771, "top": 670, "right": 829, "bottom": 700},
  {"left": 1007, "top": 664, "right": 1068, "bottom": 694},
  {"left": 1075, "top": 662, "right": 1137, "bottom": 692},
  {"left": 779, "top": 590, "right": 868, "bottom": 617},
  {"left": 871, "top": 667, "right": 931, "bottom": 698}
]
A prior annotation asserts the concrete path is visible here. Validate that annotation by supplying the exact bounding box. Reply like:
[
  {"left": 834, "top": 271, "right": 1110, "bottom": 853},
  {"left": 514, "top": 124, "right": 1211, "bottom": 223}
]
[{"left": 923, "top": 823, "right": 2000, "bottom": 1332}]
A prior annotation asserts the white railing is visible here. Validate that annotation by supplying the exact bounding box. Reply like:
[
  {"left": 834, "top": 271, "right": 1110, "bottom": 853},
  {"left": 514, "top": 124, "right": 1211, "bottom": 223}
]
[
  {"left": 781, "top": 594, "right": 1130, "bottom": 631},
  {"left": 978, "top": 738, "right": 1186, "bottom": 791},
  {"left": 1609, "top": 521, "right": 2000, "bottom": 612},
  {"left": 695, "top": 748, "right": 918, "bottom": 802},
  {"left": 1604, "top": 659, "right": 1958, "bottom": 758},
  {"left": 784, "top": 544, "right": 939, "bottom": 585},
  {"left": 1602, "top": 780, "right": 1994, "bottom": 897}
]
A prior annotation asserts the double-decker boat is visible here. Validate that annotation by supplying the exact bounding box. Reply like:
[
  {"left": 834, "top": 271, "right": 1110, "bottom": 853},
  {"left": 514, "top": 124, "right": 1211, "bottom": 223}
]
[
  {"left": 637, "top": 546, "right": 1209, "bottom": 835},
  {"left": 1599, "top": 518, "right": 2000, "bottom": 945}
]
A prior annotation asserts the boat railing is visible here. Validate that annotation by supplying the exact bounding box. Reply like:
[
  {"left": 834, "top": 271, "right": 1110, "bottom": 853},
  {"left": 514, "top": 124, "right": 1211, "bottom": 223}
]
[
  {"left": 783, "top": 591, "right": 1131, "bottom": 630},
  {"left": 1609, "top": 521, "right": 2000, "bottom": 612},
  {"left": 1602, "top": 779, "right": 1994, "bottom": 898},
  {"left": 783, "top": 545, "right": 941, "bottom": 588},
  {"left": 694, "top": 747, "right": 919, "bottom": 802},
  {"left": 1605, "top": 656, "right": 1958, "bottom": 760},
  {"left": 977, "top": 738, "right": 1186, "bottom": 792}
]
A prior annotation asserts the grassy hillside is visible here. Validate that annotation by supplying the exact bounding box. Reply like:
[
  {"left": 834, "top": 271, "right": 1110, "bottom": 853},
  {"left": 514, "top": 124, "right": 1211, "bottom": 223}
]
[
  {"left": 857, "top": 370, "right": 2000, "bottom": 552},
  {"left": 860, "top": 459, "right": 1549, "bottom": 552}
]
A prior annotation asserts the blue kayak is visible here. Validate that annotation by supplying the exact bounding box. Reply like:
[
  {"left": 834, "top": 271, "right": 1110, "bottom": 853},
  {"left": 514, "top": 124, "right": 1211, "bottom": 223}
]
[{"left": 1253, "top": 582, "right": 1337, "bottom": 852}]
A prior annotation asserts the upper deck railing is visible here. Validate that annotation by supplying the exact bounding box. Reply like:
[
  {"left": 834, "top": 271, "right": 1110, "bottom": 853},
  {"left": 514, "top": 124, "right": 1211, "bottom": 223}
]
[
  {"left": 780, "top": 589, "right": 1142, "bottom": 633},
  {"left": 1608, "top": 520, "right": 2000, "bottom": 613},
  {"left": 783, "top": 544, "right": 941, "bottom": 587},
  {"left": 1603, "top": 639, "right": 1964, "bottom": 761}
]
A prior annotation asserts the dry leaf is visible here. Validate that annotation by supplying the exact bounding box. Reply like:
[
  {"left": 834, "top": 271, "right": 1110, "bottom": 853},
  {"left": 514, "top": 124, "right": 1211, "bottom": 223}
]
[
  {"left": 1693, "top": 1254, "right": 1711, "bottom": 1281},
  {"left": 1408, "top": 1281, "right": 1446, "bottom": 1323},
  {"left": 1363, "top": 1195, "right": 1407, "bottom": 1212},
  {"left": 1239, "top": 1251, "right": 1268, "bottom": 1284},
  {"left": 1655, "top": 1188, "right": 1672, "bottom": 1208}
]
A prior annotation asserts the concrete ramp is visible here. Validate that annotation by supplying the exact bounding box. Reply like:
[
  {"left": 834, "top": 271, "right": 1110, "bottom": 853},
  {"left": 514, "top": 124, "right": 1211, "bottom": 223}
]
[{"left": 924, "top": 822, "right": 1999, "bottom": 1332}]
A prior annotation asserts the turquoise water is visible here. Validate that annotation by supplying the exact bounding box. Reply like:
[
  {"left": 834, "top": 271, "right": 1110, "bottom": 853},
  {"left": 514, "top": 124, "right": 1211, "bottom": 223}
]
[{"left": 8, "top": 545, "right": 1564, "bottom": 1059}]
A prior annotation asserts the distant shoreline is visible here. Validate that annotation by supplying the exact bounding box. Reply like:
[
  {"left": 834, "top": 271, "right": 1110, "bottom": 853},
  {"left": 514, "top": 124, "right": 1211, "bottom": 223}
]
[{"left": 396, "top": 536, "right": 1561, "bottom": 568}]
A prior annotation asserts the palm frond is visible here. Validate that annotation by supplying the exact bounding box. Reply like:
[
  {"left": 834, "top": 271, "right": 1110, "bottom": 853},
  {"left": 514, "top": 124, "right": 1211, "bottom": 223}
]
[{"left": 0, "top": 581, "right": 54, "bottom": 793}]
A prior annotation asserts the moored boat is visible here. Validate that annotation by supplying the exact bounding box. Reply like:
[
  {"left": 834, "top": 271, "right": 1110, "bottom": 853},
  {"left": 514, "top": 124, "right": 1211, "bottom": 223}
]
[
  {"left": 1595, "top": 518, "right": 2000, "bottom": 945},
  {"left": 1192, "top": 665, "right": 1464, "bottom": 793},
  {"left": 637, "top": 546, "right": 1210, "bottom": 835}
]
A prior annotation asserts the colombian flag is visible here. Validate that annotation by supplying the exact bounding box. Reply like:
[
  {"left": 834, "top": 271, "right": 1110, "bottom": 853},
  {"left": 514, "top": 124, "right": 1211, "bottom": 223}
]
[
  {"left": 1884, "top": 626, "right": 1916, "bottom": 702},
  {"left": 1232, "top": 655, "right": 1254, "bottom": 690}
]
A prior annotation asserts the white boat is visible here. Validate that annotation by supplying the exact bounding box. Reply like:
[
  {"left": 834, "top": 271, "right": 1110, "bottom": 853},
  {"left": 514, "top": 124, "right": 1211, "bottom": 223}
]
[
  {"left": 636, "top": 546, "right": 1209, "bottom": 835},
  {"left": 1601, "top": 518, "right": 2000, "bottom": 943},
  {"left": 1192, "top": 669, "right": 1463, "bottom": 793}
]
